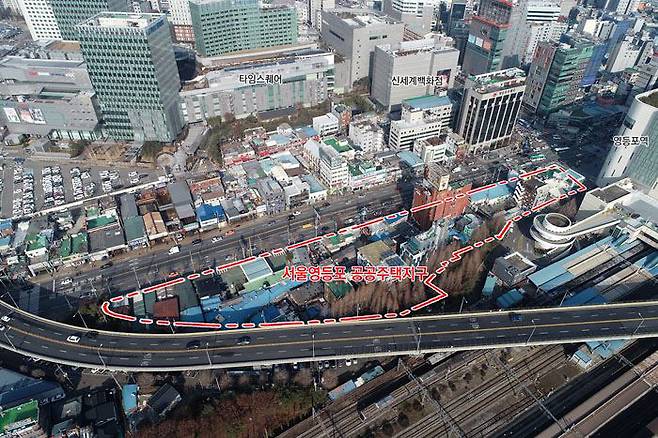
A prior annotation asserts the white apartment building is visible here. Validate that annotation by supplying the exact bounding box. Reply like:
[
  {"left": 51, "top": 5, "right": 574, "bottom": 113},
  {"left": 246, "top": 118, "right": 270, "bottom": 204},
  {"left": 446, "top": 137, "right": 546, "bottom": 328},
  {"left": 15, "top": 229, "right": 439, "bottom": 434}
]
[
  {"left": 319, "top": 143, "right": 349, "bottom": 192},
  {"left": 349, "top": 119, "right": 385, "bottom": 152},
  {"left": 389, "top": 94, "right": 453, "bottom": 151},
  {"left": 313, "top": 113, "right": 340, "bottom": 137},
  {"left": 18, "top": 0, "right": 61, "bottom": 40},
  {"left": 308, "top": 0, "right": 334, "bottom": 29},
  {"left": 413, "top": 132, "right": 462, "bottom": 164}
]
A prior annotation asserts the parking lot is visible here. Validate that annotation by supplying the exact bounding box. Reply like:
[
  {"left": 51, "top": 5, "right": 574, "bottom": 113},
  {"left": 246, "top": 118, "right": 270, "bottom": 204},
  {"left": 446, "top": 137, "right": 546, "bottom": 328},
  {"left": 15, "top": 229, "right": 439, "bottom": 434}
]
[{"left": 0, "top": 158, "right": 159, "bottom": 219}]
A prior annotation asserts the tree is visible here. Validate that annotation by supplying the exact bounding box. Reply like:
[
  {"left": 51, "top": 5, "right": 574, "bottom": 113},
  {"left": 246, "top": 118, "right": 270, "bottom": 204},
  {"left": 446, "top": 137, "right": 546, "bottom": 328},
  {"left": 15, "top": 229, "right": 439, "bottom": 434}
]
[
  {"left": 139, "top": 141, "right": 164, "bottom": 162},
  {"left": 69, "top": 140, "right": 88, "bottom": 158},
  {"left": 398, "top": 412, "right": 410, "bottom": 428}
]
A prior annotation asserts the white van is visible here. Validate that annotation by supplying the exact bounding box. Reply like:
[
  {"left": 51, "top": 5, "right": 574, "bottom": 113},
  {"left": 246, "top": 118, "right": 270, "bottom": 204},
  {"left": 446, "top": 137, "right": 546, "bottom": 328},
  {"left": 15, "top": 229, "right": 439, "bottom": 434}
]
[{"left": 168, "top": 246, "right": 180, "bottom": 255}]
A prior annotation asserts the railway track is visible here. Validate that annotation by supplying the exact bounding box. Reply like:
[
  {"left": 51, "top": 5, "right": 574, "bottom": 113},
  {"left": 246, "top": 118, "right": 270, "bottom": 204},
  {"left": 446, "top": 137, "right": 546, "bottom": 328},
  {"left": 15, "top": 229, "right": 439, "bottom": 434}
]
[
  {"left": 394, "top": 346, "right": 565, "bottom": 438},
  {"left": 280, "top": 352, "right": 489, "bottom": 438}
]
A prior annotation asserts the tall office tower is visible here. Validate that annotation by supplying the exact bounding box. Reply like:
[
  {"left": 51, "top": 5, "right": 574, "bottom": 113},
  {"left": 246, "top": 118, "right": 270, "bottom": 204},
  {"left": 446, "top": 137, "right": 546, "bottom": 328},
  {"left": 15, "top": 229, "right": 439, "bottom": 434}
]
[
  {"left": 49, "top": 0, "right": 127, "bottom": 40},
  {"left": 607, "top": 0, "right": 639, "bottom": 15},
  {"left": 168, "top": 0, "right": 194, "bottom": 42},
  {"left": 523, "top": 39, "right": 593, "bottom": 115},
  {"left": 76, "top": 12, "right": 183, "bottom": 142},
  {"left": 190, "top": 0, "right": 298, "bottom": 57},
  {"left": 447, "top": 0, "right": 467, "bottom": 34},
  {"left": 597, "top": 89, "right": 658, "bottom": 197},
  {"left": 461, "top": 0, "right": 527, "bottom": 75},
  {"left": 17, "top": 0, "right": 61, "bottom": 40},
  {"left": 606, "top": 33, "right": 651, "bottom": 73},
  {"left": 561, "top": 31, "right": 606, "bottom": 87},
  {"left": 371, "top": 38, "right": 459, "bottom": 110},
  {"left": 520, "top": 0, "right": 561, "bottom": 65},
  {"left": 456, "top": 68, "right": 526, "bottom": 152},
  {"left": 382, "top": 0, "right": 438, "bottom": 34},
  {"left": 321, "top": 10, "right": 404, "bottom": 88},
  {"left": 308, "top": 0, "right": 334, "bottom": 30}
]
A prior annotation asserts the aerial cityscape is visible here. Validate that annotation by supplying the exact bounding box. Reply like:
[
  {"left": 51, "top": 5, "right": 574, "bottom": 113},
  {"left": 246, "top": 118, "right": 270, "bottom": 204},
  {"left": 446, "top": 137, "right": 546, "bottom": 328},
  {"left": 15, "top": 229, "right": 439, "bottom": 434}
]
[{"left": 0, "top": 0, "right": 656, "bottom": 436}]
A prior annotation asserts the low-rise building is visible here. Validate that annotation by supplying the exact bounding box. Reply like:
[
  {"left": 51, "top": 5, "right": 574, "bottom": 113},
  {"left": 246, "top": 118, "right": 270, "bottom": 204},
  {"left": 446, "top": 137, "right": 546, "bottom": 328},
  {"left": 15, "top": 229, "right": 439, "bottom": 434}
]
[
  {"left": 491, "top": 252, "right": 537, "bottom": 288},
  {"left": 348, "top": 118, "right": 385, "bottom": 153},
  {"left": 319, "top": 143, "right": 349, "bottom": 193},
  {"left": 389, "top": 94, "right": 453, "bottom": 151},
  {"left": 88, "top": 223, "right": 127, "bottom": 261},
  {"left": 256, "top": 177, "right": 285, "bottom": 215},
  {"left": 313, "top": 113, "right": 340, "bottom": 137},
  {"left": 196, "top": 204, "right": 227, "bottom": 231},
  {"left": 143, "top": 212, "right": 168, "bottom": 241},
  {"left": 413, "top": 134, "right": 456, "bottom": 165}
]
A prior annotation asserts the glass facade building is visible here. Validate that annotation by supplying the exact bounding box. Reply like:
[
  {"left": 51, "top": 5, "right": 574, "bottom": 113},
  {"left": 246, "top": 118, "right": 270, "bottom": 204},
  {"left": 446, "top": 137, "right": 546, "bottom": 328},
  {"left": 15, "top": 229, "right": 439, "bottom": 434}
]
[
  {"left": 190, "top": 0, "right": 298, "bottom": 57},
  {"left": 76, "top": 13, "right": 183, "bottom": 142},
  {"left": 49, "top": 0, "right": 127, "bottom": 40}
]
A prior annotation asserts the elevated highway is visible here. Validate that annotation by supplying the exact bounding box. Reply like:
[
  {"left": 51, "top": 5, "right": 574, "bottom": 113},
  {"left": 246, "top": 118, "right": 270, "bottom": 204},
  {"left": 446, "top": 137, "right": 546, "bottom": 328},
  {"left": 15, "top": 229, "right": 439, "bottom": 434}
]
[{"left": 3, "top": 299, "right": 658, "bottom": 371}]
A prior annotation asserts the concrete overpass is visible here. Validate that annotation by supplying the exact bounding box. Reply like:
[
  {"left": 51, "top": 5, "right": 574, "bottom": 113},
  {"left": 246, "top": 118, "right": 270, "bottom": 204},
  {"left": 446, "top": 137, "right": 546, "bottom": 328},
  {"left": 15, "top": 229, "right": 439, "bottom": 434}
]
[{"left": 2, "top": 299, "right": 658, "bottom": 371}]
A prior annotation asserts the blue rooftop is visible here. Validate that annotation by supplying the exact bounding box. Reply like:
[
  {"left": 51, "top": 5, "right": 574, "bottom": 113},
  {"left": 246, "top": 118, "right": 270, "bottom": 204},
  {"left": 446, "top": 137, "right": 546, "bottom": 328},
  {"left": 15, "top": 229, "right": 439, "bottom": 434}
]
[
  {"left": 470, "top": 183, "right": 513, "bottom": 203},
  {"left": 496, "top": 289, "right": 524, "bottom": 309},
  {"left": 122, "top": 384, "right": 138, "bottom": 414},
  {"left": 196, "top": 204, "right": 226, "bottom": 222},
  {"left": 298, "top": 126, "right": 318, "bottom": 137},
  {"left": 404, "top": 94, "right": 452, "bottom": 110},
  {"left": 528, "top": 236, "right": 615, "bottom": 290},
  {"left": 397, "top": 150, "right": 424, "bottom": 167}
]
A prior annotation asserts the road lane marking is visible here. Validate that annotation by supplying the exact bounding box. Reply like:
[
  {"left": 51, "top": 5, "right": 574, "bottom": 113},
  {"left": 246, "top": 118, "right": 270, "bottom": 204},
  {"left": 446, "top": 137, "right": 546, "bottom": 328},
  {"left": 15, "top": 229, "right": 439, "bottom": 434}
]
[{"left": 4, "top": 313, "right": 654, "bottom": 356}]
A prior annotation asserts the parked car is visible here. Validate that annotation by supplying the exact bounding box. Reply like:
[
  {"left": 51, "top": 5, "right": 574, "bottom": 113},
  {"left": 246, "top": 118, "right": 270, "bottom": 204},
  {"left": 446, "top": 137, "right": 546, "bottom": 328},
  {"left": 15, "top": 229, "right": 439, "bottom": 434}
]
[{"left": 192, "top": 238, "right": 202, "bottom": 245}]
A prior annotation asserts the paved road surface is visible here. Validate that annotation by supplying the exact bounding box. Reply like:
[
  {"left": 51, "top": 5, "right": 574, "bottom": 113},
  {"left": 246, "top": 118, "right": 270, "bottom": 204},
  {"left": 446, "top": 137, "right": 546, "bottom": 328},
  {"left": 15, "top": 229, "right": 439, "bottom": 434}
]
[{"left": 2, "top": 299, "right": 658, "bottom": 371}]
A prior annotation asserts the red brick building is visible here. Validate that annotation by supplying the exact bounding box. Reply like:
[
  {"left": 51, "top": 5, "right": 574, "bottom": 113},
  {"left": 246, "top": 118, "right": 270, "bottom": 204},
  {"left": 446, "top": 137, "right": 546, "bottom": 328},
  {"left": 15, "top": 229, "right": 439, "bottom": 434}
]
[{"left": 411, "top": 164, "right": 471, "bottom": 230}]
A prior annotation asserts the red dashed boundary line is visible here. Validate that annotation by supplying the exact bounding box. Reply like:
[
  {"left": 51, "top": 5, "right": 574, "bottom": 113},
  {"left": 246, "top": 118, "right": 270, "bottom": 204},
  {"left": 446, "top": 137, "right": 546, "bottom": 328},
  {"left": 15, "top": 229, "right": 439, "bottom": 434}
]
[{"left": 101, "top": 164, "right": 586, "bottom": 330}]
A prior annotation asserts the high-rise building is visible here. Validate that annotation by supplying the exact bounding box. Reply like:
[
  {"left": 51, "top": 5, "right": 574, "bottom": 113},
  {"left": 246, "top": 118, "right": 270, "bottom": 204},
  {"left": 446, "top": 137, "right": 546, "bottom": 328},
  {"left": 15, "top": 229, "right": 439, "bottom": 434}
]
[
  {"left": 371, "top": 37, "right": 459, "bottom": 110},
  {"left": 167, "top": 0, "right": 195, "bottom": 42},
  {"left": 457, "top": 68, "right": 526, "bottom": 152},
  {"left": 49, "top": 0, "right": 127, "bottom": 40},
  {"left": 382, "top": 0, "right": 438, "bottom": 35},
  {"left": 561, "top": 31, "right": 606, "bottom": 87},
  {"left": 606, "top": 33, "right": 651, "bottom": 73},
  {"left": 189, "top": 0, "right": 298, "bottom": 57},
  {"left": 180, "top": 51, "right": 335, "bottom": 123},
  {"left": 76, "top": 12, "right": 183, "bottom": 142},
  {"left": 308, "top": 0, "right": 334, "bottom": 30},
  {"left": 321, "top": 10, "right": 404, "bottom": 88},
  {"left": 597, "top": 89, "right": 658, "bottom": 197},
  {"left": 520, "top": 0, "right": 562, "bottom": 65},
  {"left": 524, "top": 39, "right": 593, "bottom": 115},
  {"left": 461, "top": 0, "right": 527, "bottom": 75},
  {"left": 17, "top": 0, "right": 61, "bottom": 40}
]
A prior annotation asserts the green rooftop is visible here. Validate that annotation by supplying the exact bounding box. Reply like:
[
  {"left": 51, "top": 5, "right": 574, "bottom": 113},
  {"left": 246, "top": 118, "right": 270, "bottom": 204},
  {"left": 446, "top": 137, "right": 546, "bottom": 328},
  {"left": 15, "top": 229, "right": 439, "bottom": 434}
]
[
  {"left": 327, "top": 281, "right": 352, "bottom": 300},
  {"left": 87, "top": 214, "right": 117, "bottom": 230},
  {"left": 324, "top": 137, "right": 352, "bottom": 154},
  {"left": 58, "top": 233, "right": 89, "bottom": 258},
  {"left": 0, "top": 400, "right": 39, "bottom": 435},
  {"left": 25, "top": 234, "right": 47, "bottom": 252}
]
